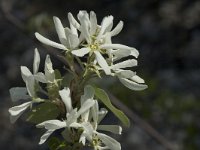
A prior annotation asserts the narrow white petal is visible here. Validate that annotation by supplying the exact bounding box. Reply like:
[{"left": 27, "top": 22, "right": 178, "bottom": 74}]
[
  {"left": 70, "top": 22, "right": 78, "bottom": 36},
  {"left": 131, "top": 75, "right": 145, "bottom": 84},
  {"left": 90, "top": 11, "right": 97, "bottom": 35},
  {"left": 110, "top": 21, "right": 124, "bottom": 37},
  {"left": 68, "top": 12, "right": 80, "bottom": 30},
  {"left": 114, "top": 69, "right": 136, "bottom": 79},
  {"left": 67, "top": 33, "right": 80, "bottom": 49},
  {"left": 97, "top": 125, "right": 122, "bottom": 134},
  {"left": 112, "top": 48, "right": 139, "bottom": 60},
  {"left": 99, "top": 16, "right": 113, "bottom": 36},
  {"left": 94, "top": 51, "right": 111, "bottom": 75},
  {"left": 35, "top": 32, "right": 66, "bottom": 50},
  {"left": 72, "top": 48, "right": 90, "bottom": 57},
  {"left": 101, "top": 44, "right": 139, "bottom": 58},
  {"left": 98, "top": 108, "right": 108, "bottom": 124},
  {"left": 66, "top": 109, "right": 78, "bottom": 126},
  {"left": 37, "top": 120, "right": 66, "bottom": 130},
  {"left": 9, "top": 87, "right": 30, "bottom": 102},
  {"left": 39, "top": 130, "right": 55, "bottom": 145},
  {"left": 119, "top": 77, "right": 148, "bottom": 91},
  {"left": 80, "top": 85, "right": 95, "bottom": 122},
  {"left": 34, "top": 72, "right": 47, "bottom": 83},
  {"left": 45, "top": 55, "right": 55, "bottom": 82},
  {"left": 59, "top": 88, "right": 72, "bottom": 113},
  {"left": 33, "top": 48, "right": 40, "bottom": 74},
  {"left": 111, "top": 59, "right": 137, "bottom": 70},
  {"left": 21, "top": 66, "right": 32, "bottom": 82},
  {"left": 91, "top": 100, "right": 99, "bottom": 126},
  {"left": 78, "top": 12, "right": 91, "bottom": 43},
  {"left": 77, "top": 99, "right": 95, "bottom": 117},
  {"left": 82, "top": 85, "right": 95, "bottom": 101},
  {"left": 53, "top": 16, "right": 68, "bottom": 46},
  {"left": 80, "top": 122, "right": 94, "bottom": 141},
  {"left": 96, "top": 132, "right": 121, "bottom": 150},
  {"left": 25, "top": 76, "right": 35, "bottom": 97},
  {"left": 79, "top": 134, "right": 86, "bottom": 145},
  {"left": 9, "top": 101, "right": 32, "bottom": 123}
]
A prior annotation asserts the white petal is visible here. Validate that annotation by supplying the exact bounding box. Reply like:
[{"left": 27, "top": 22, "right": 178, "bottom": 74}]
[
  {"left": 96, "top": 132, "right": 121, "bottom": 150},
  {"left": 77, "top": 99, "right": 95, "bottom": 117},
  {"left": 59, "top": 88, "right": 72, "bottom": 113},
  {"left": 114, "top": 69, "right": 136, "bottom": 79},
  {"left": 97, "top": 125, "right": 122, "bottom": 134},
  {"left": 67, "top": 33, "right": 80, "bottom": 49},
  {"left": 53, "top": 16, "right": 68, "bottom": 46},
  {"left": 25, "top": 76, "right": 35, "bottom": 97},
  {"left": 9, "top": 101, "right": 32, "bottom": 123},
  {"left": 111, "top": 59, "right": 137, "bottom": 70},
  {"left": 70, "top": 122, "right": 82, "bottom": 128},
  {"left": 94, "top": 51, "right": 111, "bottom": 75},
  {"left": 131, "top": 75, "right": 145, "bottom": 84},
  {"left": 70, "top": 23, "right": 78, "bottom": 36},
  {"left": 9, "top": 87, "right": 30, "bottom": 102},
  {"left": 21, "top": 66, "right": 32, "bottom": 82},
  {"left": 99, "top": 16, "right": 113, "bottom": 37},
  {"left": 34, "top": 72, "right": 47, "bottom": 83},
  {"left": 80, "top": 122, "right": 94, "bottom": 141},
  {"left": 82, "top": 85, "right": 95, "bottom": 101},
  {"left": 35, "top": 32, "right": 66, "bottom": 50},
  {"left": 80, "top": 85, "right": 95, "bottom": 121},
  {"left": 68, "top": 12, "right": 80, "bottom": 30},
  {"left": 66, "top": 109, "right": 78, "bottom": 126},
  {"left": 110, "top": 21, "right": 123, "bottom": 37},
  {"left": 45, "top": 55, "right": 55, "bottom": 82},
  {"left": 37, "top": 120, "right": 66, "bottom": 130},
  {"left": 98, "top": 108, "right": 108, "bottom": 124},
  {"left": 101, "top": 44, "right": 139, "bottom": 58},
  {"left": 71, "top": 48, "right": 90, "bottom": 57},
  {"left": 33, "top": 48, "right": 40, "bottom": 74},
  {"left": 119, "top": 77, "right": 148, "bottom": 91},
  {"left": 90, "top": 11, "right": 97, "bottom": 35},
  {"left": 91, "top": 100, "right": 99, "bottom": 126},
  {"left": 78, "top": 11, "right": 91, "bottom": 43},
  {"left": 39, "top": 130, "right": 55, "bottom": 145},
  {"left": 79, "top": 134, "right": 86, "bottom": 145}
]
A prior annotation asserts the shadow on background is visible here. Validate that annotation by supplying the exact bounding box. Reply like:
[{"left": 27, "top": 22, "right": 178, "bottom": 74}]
[{"left": 0, "top": 0, "right": 200, "bottom": 149}]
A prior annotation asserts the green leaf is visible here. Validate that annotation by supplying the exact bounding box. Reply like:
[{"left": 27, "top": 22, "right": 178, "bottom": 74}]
[
  {"left": 94, "top": 87, "right": 130, "bottom": 127},
  {"left": 55, "top": 69, "right": 62, "bottom": 80},
  {"left": 48, "top": 137, "right": 67, "bottom": 150},
  {"left": 26, "top": 102, "right": 60, "bottom": 124}
]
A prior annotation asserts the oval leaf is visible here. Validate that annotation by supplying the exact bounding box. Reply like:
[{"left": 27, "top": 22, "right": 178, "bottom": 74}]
[
  {"left": 26, "top": 102, "right": 60, "bottom": 124},
  {"left": 94, "top": 87, "right": 130, "bottom": 127}
]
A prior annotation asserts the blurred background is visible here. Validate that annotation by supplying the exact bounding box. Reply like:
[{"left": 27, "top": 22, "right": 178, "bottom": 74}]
[{"left": 0, "top": 0, "right": 200, "bottom": 150}]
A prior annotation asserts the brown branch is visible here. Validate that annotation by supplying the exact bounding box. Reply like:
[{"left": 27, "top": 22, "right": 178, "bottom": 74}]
[{"left": 107, "top": 92, "right": 179, "bottom": 150}]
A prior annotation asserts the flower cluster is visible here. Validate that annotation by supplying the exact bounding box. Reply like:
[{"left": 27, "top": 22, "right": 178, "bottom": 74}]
[{"left": 9, "top": 10, "right": 147, "bottom": 150}]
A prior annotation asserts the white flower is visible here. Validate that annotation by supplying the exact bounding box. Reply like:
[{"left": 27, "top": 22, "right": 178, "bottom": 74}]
[
  {"left": 70, "top": 85, "right": 122, "bottom": 150},
  {"left": 35, "top": 16, "right": 79, "bottom": 51},
  {"left": 8, "top": 101, "right": 32, "bottom": 124},
  {"left": 113, "top": 68, "right": 148, "bottom": 91},
  {"left": 70, "top": 11, "right": 139, "bottom": 75},
  {"left": 21, "top": 48, "right": 47, "bottom": 87},
  {"left": 36, "top": 87, "right": 95, "bottom": 144},
  {"left": 108, "top": 56, "right": 147, "bottom": 91},
  {"left": 8, "top": 76, "right": 44, "bottom": 123},
  {"left": 8, "top": 49, "right": 55, "bottom": 123}
]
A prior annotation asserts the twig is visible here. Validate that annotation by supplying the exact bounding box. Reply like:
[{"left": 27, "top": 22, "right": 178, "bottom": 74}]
[{"left": 108, "top": 92, "right": 178, "bottom": 150}]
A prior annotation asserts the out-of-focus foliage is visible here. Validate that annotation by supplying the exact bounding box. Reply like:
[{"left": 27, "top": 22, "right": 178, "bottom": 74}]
[{"left": 0, "top": 0, "right": 200, "bottom": 150}]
